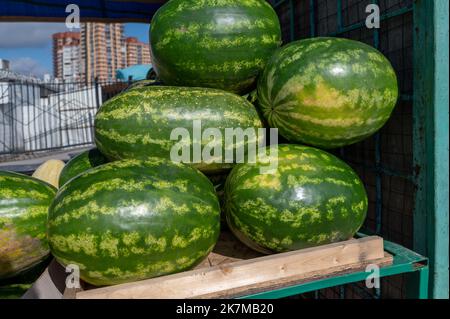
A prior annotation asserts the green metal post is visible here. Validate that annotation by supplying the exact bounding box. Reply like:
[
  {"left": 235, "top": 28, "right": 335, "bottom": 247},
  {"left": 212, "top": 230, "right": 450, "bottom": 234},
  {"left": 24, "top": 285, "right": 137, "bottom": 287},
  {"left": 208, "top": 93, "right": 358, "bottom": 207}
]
[
  {"left": 413, "top": 0, "right": 449, "bottom": 299},
  {"left": 417, "top": 267, "right": 430, "bottom": 299}
]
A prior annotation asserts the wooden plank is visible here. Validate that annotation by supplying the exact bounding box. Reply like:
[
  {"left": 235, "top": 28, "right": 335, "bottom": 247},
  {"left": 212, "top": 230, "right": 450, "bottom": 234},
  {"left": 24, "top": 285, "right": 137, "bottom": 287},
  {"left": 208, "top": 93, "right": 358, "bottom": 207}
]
[{"left": 76, "top": 236, "right": 389, "bottom": 299}]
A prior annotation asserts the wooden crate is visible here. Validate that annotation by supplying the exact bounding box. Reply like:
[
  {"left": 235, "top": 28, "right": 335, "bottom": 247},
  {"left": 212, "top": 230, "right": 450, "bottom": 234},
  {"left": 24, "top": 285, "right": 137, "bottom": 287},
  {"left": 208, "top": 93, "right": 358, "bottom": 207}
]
[{"left": 69, "top": 231, "right": 392, "bottom": 299}]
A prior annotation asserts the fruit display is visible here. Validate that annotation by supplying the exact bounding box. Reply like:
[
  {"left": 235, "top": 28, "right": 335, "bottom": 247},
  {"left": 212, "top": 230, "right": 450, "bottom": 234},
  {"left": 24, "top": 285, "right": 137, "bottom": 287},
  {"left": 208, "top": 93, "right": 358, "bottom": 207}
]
[
  {"left": 150, "top": 0, "right": 282, "bottom": 94},
  {"left": 1, "top": 0, "right": 403, "bottom": 294},
  {"left": 32, "top": 160, "right": 65, "bottom": 188},
  {"left": 224, "top": 144, "right": 368, "bottom": 253},
  {"left": 0, "top": 171, "right": 56, "bottom": 280},
  {"left": 58, "top": 148, "right": 109, "bottom": 187},
  {"left": 47, "top": 159, "right": 221, "bottom": 286},
  {"left": 94, "top": 86, "right": 264, "bottom": 174},
  {"left": 257, "top": 37, "right": 398, "bottom": 148}
]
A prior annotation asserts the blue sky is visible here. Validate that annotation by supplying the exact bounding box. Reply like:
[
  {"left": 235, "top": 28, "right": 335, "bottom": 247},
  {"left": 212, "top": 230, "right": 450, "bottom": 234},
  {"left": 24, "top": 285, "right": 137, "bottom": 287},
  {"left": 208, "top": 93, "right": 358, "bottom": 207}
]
[{"left": 0, "top": 22, "right": 151, "bottom": 78}]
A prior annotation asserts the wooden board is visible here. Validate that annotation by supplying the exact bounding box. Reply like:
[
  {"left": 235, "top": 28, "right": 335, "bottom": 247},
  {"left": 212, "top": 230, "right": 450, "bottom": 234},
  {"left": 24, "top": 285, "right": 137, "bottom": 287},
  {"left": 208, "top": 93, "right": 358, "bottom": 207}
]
[{"left": 75, "top": 234, "right": 392, "bottom": 299}]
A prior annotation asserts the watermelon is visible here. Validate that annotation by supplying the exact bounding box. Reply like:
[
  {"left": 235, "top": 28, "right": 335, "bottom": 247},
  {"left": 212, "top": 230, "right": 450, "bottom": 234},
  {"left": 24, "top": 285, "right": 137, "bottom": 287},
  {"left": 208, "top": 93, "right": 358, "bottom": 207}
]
[
  {"left": 224, "top": 144, "right": 368, "bottom": 253},
  {"left": 59, "top": 148, "right": 108, "bottom": 187},
  {"left": 257, "top": 37, "right": 399, "bottom": 149},
  {"left": 0, "top": 255, "right": 51, "bottom": 299},
  {"left": 47, "top": 159, "right": 221, "bottom": 286},
  {"left": 150, "top": 0, "right": 282, "bottom": 94},
  {"left": 0, "top": 171, "right": 56, "bottom": 280},
  {"left": 0, "top": 284, "right": 31, "bottom": 299},
  {"left": 94, "top": 86, "right": 264, "bottom": 174}
]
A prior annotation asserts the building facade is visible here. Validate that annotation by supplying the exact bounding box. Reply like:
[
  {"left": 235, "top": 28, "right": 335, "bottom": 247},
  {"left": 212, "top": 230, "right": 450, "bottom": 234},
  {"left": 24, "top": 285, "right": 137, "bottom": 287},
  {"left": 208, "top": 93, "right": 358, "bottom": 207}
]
[
  {"left": 125, "top": 37, "right": 151, "bottom": 66},
  {"left": 52, "top": 32, "right": 81, "bottom": 81},
  {"left": 80, "top": 23, "right": 125, "bottom": 83},
  {"left": 52, "top": 24, "right": 151, "bottom": 83}
]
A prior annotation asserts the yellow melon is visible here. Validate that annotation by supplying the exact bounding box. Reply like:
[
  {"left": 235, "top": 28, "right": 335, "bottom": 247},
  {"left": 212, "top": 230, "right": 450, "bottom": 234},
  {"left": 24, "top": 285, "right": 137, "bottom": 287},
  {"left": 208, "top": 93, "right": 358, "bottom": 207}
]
[{"left": 32, "top": 159, "right": 65, "bottom": 188}]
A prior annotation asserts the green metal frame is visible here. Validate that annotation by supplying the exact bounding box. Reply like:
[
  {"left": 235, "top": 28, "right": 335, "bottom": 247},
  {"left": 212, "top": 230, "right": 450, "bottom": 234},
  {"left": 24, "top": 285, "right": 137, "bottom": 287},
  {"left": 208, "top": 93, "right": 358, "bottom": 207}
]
[
  {"left": 413, "top": 0, "right": 449, "bottom": 299},
  {"left": 239, "top": 237, "right": 429, "bottom": 299}
]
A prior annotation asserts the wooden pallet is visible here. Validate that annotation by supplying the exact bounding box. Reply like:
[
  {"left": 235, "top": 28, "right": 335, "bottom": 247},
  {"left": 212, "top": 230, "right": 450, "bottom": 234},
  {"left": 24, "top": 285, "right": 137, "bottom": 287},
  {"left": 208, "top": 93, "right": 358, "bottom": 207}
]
[{"left": 71, "top": 231, "right": 392, "bottom": 299}]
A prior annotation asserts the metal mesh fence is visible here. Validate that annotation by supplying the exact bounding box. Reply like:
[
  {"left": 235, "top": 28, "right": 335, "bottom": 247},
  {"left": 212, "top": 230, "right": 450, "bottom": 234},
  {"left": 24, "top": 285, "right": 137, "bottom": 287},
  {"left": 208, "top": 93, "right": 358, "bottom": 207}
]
[
  {"left": 0, "top": 80, "right": 127, "bottom": 156},
  {"left": 271, "top": 0, "right": 415, "bottom": 298}
]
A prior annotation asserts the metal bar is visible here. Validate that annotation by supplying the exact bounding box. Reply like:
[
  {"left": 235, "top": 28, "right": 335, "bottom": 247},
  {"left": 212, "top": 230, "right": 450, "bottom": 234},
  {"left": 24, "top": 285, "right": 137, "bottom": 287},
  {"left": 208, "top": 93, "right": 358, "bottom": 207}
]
[
  {"left": 240, "top": 263, "right": 426, "bottom": 299},
  {"left": 337, "top": 0, "right": 343, "bottom": 32},
  {"left": 373, "top": 1, "right": 382, "bottom": 243},
  {"left": 343, "top": 159, "right": 413, "bottom": 182},
  {"left": 95, "top": 77, "right": 101, "bottom": 110},
  {"left": 272, "top": 0, "right": 287, "bottom": 9},
  {"left": 328, "top": 6, "right": 413, "bottom": 36},
  {"left": 417, "top": 266, "right": 430, "bottom": 299},
  {"left": 309, "top": 0, "right": 315, "bottom": 37},
  {"left": 289, "top": 0, "right": 295, "bottom": 42},
  {"left": 413, "top": 0, "right": 449, "bottom": 299},
  {"left": 9, "top": 83, "right": 15, "bottom": 153}
]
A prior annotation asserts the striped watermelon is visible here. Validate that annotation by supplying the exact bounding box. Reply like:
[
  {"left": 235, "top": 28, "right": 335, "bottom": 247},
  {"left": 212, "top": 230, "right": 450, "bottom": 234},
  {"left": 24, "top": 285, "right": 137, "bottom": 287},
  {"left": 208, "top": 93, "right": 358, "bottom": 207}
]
[
  {"left": 59, "top": 148, "right": 108, "bottom": 187},
  {"left": 150, "top": 0, "right": 282, "bottom": 94},
  {"left": 257, "top": 37, "right": 399, "bottom": 149},
  {"left": 0, "top": 284, "right": 32, "bottom": 299},
  {"left": 94, "top": 86, "right": 264, "bottom": 174},
  {"left": 0, "top": 256, "right": 51, "bottom": 299},
  {"left": 47, "top": 159, "right": 221, "bottom": 286},
  {"left": 0, "top": 171, "right": 56, "bottom": 280},
  {"left": 224, "top": 144, "right": 368, "bottom": 253}
]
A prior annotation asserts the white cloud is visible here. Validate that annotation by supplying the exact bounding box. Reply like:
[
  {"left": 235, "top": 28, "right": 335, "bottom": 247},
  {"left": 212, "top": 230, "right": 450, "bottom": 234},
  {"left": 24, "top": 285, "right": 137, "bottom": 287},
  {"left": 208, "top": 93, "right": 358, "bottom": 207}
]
[
  {"left": 10, "top": 57, "right": 49, "bottom": 78},
  {"left": 0, "top": 23, "right": 76, "bottom": 48}
]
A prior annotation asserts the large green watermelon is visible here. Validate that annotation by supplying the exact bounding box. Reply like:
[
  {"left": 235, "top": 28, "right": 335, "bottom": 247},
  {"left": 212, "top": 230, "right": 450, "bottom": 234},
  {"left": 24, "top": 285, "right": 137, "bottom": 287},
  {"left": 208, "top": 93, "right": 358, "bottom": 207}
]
[
  {"left": 224, "top": 144, "right": 368, "bottom": 253},
  {"left": 59, "top": 148, "right": 108, "bottom": 187},
  {"left": 150, "top": 0, "right": 282, "bottom": 94},
  {"left": 48, "top": 159, "right": 221, "bottom": 286},
  {"left": 94, "top": 86, "right": 264, "bottom": 174},
  {"left": 0, "top": 171, "right": 56, "bottom": 280},
  {"left": 257, "top": 37, "right": 399, "bottom": 149}
]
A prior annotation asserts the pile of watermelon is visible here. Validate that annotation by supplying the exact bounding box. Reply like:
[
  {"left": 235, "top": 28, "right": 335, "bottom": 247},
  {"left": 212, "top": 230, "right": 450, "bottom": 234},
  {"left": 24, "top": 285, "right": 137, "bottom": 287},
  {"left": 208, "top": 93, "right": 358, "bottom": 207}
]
[{"left": 0, "top": 0, "right": 398, "bottom": 289}]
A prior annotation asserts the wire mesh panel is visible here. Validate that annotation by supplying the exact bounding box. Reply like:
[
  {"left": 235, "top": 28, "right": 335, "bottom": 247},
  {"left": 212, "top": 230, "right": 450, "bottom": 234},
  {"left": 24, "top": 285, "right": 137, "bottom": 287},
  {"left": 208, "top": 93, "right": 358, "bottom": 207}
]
[
  {"left": 0, "top": 80, "right": 129, "bottom": 157},
  {"left": 270, "top": 0, "right": 415, "bottom": 298}
]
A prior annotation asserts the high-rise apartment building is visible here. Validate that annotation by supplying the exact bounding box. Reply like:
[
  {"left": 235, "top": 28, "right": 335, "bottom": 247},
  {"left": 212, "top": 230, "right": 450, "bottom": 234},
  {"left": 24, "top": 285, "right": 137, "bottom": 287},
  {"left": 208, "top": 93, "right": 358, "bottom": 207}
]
[
  {"left": 52, "top": 32, "right": 81, "bottom": 81},
  {"left": 80, "top": 23, "right": 125, "bottom": 83},
  {"left": 125, "top": 37, "right": 151, "bottom": 66}
]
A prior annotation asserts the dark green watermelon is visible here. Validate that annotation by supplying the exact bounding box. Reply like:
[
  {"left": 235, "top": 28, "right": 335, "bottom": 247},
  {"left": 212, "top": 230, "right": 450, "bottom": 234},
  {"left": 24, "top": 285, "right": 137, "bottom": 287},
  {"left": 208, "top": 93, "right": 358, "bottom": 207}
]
[
  {"left": 0, "top": 171, "right": 56, "bottom": 280},
  {"left": 0, "top": 284, "right": 31, "bottom": 299},
  {"left": 48, "top": 159, "right": 221, "bottom": 286},
  {"left": 224, "top": 144, "right": 368, "bottom": 253},
  {"left": 94, "top": 86, "right": 264, "bottom": 174},
  {"left": 59, "top": 148, "right": 109, "bottom": 187},
  {"left": 257, "top": 37, "right": 399, "bottom": 148},
  {"left": 0, "top": 255, "right": 51, "bottom": 299},
  {"left": 150, "top": 0, "right": 282, "bottom": 94}
]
